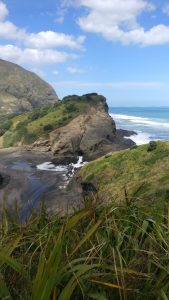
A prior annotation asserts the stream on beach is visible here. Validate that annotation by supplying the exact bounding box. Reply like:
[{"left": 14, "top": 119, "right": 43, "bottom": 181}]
[{"left": 0, "top": 150, "right": 85, "bottom": 219}]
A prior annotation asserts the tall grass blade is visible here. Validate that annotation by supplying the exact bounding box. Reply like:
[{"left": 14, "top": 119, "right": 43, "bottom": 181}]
[
  {"left": 70, "top": 218, "right": 103, "bottom": 257},
  {"left": 87, "top": 293, "right": 108, "bottom": 300},
  {"left": 0, "top": 275, "right": 12, "bottom": 300},
  {"left": 65, "top": 209, "right": 91, "bottom": 231},
  {"left": 58, "top": 264, "right": 99, "bottom": 300},
  {"left": 91, "top": 280, "right": 135, "bottom": 291},
  {"left": 0, "top": 252, "right": 29, "bottom": 280},
  {"left": 32, "top": 226, "right": 64, "bottom": 300}
]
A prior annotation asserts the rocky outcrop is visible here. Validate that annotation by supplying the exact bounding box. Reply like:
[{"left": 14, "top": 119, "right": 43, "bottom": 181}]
[
  {"left": 0, "top": 172, "right": 10, "bottom": 189},
  {"left": 30, "top": 94, "right": 135, "bottom": 162},
  {"left": 0, "top": 173, "right": 3, "bottom": 185},
  {"left": 0, "top": 59, "right": 59, "bottom": 114}
]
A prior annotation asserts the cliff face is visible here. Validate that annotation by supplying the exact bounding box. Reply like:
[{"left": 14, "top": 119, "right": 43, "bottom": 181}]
[
  {"left": 30, "top": 94, "right": 134, "bottom": 162},
  {"left": 0, "top": 59, "right": 59, "bottom": 114}
]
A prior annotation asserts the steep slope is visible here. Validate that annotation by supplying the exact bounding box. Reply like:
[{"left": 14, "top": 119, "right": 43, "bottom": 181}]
[
  {"left": 0, "top": 94, "right": 134, "bottom": 161},
  {"left": 0, "top": 59, "right": 59, "bottom": 114},
  {"left": 79, "top": 141, "right": 169, "bottom": 213}
]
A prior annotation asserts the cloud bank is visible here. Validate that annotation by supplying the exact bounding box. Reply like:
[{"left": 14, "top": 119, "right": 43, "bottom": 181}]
[
  {"left": 66, "top": 0, "right": 169, "bottom": 46},
  {"left": 0, "top": 1, "right": 85, "bottom": 67}
]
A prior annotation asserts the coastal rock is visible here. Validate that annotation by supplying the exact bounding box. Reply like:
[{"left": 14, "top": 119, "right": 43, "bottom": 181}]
[
  {"left": 0, "top": 172, "right": 10, "bottom": 189},
  {"left": 0, "top": 173, "right": 3, "bottom": 185},
  {"left": 31, "top": 94, "right": 135, "bottom": 162},
  {"left": 28, "top": 139, "right": 52, "bottom": 152},
  {"left": 0, "top": 59, "right": 59, "bottom": 114}
]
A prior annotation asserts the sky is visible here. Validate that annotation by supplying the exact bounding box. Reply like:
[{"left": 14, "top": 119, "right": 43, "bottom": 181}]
[{"left": 0, "top": 0, "right": 169, "bottom": 107}]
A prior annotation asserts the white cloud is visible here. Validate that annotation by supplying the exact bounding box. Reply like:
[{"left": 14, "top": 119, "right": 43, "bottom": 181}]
[
  {"left": 66, "top": 66, "right": 86, "bottom": 73},
  {"left": 25, "top": 31, "right": 85, "bottom": 50},
  {"left": 0, "top": 20, "right": 26, "bottom": 40},
  {"left": 0, "top": 1, "right": 8, "bottom": 21},
  {"left": 53, "top": 70, "right": 59, "bottom": 75},
  {"left": 0, "top": 45, "right": 77, "bottom": 66},
  {"left": 0, "top": 6, "right": 85, "bottom": 50},
  {"left": 55, "top": 2, "right": 68, "bottom": 24},
  {"left": 163, "top": 4, "right": 169, "bottom": 16},
  {"left": 0, "top": 1, "right": 85, "bottom": 67},
  {"left": 0, "top": 20, "right": 85, "bottom": 50},
  {"left": 66, "top": 0, "right": 169, "bottom": 46}
]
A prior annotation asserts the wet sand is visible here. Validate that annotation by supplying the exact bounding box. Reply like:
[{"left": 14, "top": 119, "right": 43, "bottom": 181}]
[{"left": 0, "top": 148, "right": 83, "bottom": 218}]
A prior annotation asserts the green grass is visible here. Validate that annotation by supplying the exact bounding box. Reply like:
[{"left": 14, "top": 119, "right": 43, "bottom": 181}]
[
  {"left": 0, "top": 197, "right": 168, "bottom": 300},
  {"left": 79, "top": 142, "right": 169, "bottom": 216},
  {"left": 0, "top": 94, "right": 98, "bottom": 148},
  {"left": 0, "top": 142, "right": 169, "bottom": 299}
]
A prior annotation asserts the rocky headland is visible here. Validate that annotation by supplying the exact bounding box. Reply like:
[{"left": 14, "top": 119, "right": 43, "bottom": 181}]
[
  {"left": 0, "top": 93, "right": 135, "bottom": 215},
  {"left": 29, "top": 94, "right": 135, "bottom": 163},
  {"left": 0, "top": 60, "right": 136, "bottom": 215}
]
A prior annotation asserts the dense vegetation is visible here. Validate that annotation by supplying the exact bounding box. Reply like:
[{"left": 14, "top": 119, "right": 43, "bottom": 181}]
[
  {"left": 0, "top": 114, "right": 13, "bottom": 137},
  {"left": 0, "top": 196, "right": 168, "bottom": 300},
  {"left": 0, "top": 94, "right": 100, "bottom": 148}
]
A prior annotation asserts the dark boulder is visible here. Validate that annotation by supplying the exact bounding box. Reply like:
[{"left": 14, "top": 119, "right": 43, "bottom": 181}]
[
  {"left": 81, "top": 182, "right": 97, "bottom": 197},
  {"left": 147, "top": 141, "right": 157, "bottom": 152},
  {"left": 0, "top": 173, "right": 10, "bottom": 189},
  {"left": 0, "top": 173, "right": 3, "bottom": 185}
]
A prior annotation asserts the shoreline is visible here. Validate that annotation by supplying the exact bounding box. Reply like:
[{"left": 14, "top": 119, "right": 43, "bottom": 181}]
[
  {"left": 0, "top": 128, "right": 135, "bottom": 216},
  {"left": 0, "top": 148, "right": 83, "bottom": 217},
  {"left": 109, "top": 109, "right": 169, "bottom": 145}
]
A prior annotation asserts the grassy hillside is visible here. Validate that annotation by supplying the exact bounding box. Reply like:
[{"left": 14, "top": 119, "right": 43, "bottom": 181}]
[
  {"left": 79, "top": 141, "right": 169, "bottom": 215},
  {"left": 0, "top": 94, "right": 98, "bottom": 148}
]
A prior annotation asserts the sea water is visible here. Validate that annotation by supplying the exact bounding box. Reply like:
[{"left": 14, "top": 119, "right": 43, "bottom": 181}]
[{"left": 109, "top": 107, "right": 169, "bottom": 145}]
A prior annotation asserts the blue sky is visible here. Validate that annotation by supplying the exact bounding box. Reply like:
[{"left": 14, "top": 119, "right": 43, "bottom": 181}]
[{"left": 0, "top": 0, "right": 169, "bottom": 106}]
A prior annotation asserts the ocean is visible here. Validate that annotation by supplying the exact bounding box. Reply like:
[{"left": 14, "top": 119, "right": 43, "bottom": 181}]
[{"left": 109, "top": 107, "right": 169, "bottom": 145}]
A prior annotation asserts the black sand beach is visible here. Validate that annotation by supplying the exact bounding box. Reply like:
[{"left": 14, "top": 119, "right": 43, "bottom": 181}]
[{"left": 0, "top": 148, "right": 83, "bottom": 218}]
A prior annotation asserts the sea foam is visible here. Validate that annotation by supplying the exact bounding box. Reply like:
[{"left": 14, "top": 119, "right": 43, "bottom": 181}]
[
  {"left": 125, "top": 132, "right": 152, "bottom": 145},
  {"left": 110, "top": 111, "right": 169, "bottom": 145},
  {"left": 37, "top": 156, "right": 87, "bottom": 172},
  {"left": 111, "top": 114, "right": 169, "bottom": 128}
]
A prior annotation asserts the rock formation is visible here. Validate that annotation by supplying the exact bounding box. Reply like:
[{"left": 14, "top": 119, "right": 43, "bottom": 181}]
[
  {"left": 0, "top": 59, "right": 59, "bottom": 114},
  {"left": 30, "top": 94, "right": 135, "bottom": 162}
]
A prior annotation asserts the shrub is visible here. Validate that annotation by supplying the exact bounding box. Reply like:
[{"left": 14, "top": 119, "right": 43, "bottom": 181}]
[
  {"left": 0, "top": 118, "right": 12, "bottom": 135},
  {"left": 15, "top": 120, "right": 28, "bottom": 130},
  {"left": 28, "top": 110, "right": 40, "bottom": 121},
  {"left": 0, "top": 129, "right": 5, "bottom": 136},
  {"left": 64, "top": 102, "right": 79, "bottom": 113},
  {"left": 24, "top": 133, "right": 38, "bottom": 144},
  {"left": 130, "top": 144, "right": 138, "bottom": 150},
  {"left": 43, "top": 124, "right": 54, "bottom": 131},
  {"left": 62, "top": 116, "right": 68, "bottom": 122}
]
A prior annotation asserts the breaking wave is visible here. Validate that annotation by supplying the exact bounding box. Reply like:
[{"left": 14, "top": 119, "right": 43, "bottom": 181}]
[{"left": 110, "top": 114, "right": 169, "bottom": 129}]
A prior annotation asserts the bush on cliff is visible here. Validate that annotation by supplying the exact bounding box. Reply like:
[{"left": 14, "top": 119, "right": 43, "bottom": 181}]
[{"left": 43, "top": 124, "right": 54, "bottom": 131}]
